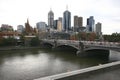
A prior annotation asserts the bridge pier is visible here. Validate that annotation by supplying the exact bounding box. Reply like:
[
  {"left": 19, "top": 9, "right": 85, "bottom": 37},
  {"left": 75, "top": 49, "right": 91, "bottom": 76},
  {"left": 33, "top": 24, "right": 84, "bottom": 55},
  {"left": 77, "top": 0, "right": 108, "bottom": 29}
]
[
  {"left": 52, "top": 39, "right": 57, "bottom": 50},
  {"left": 76, "top": 50, "right": 85, "bottom": 57},
  {"left": 76, "top": 42, "right": 85, "bottom": 56}
]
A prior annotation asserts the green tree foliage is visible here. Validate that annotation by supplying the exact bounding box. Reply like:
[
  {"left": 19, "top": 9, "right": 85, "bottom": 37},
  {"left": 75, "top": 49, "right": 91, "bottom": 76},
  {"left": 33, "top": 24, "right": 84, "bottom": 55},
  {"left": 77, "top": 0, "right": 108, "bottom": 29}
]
[
  {"left": 0, "top": 37, "right": 17, "bottom": 46},
  {"left": 77, "top": 32, "right": 97, "bottom": 41},
  {"left": 103, "top": 33, "right": 120, "bottom": 42},
  {"left": 30, "top": 37, "right": 40, "bottom": 46},
  {"left": 77, "top": 32, "right": 86, "bottom": 40},
  {"left": 19, "top": 34, "right": 25, "bottom": 46}
]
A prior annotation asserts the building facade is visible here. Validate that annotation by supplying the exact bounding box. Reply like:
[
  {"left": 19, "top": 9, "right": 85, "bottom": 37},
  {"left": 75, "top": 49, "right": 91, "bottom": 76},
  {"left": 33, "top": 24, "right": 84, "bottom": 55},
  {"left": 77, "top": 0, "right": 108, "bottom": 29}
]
[
  {"left": 48, "top": 9, "right": 54, "bottom": 29},
  {"left": 1, "top": 24, "right": 13, "bottom": 32},
  {"left": 25, "top": 19, "right": 32, "bottom": 33},
  {"left": 57, "top": 20, "right": 62, "bottom": 32},
  {"left": 17, "top": 25, "right": 24, "bottom": 33},
  {"left": 25, "top": 19, "right": 35, "bottom": 35},
  {"left": 36, "top": 22, "right": 46, "bottom": 31},
  {"left": 54, "top": 20, "right": 58, "bottom": 30},
  {"left": 74, "top": 16, "right": 79, "bottom": 31},
  {"left": 86, "top": 16, "right": 95, "bottom": 32},
  {"left": 74, "top": 16, "right": 83, "bottom": 32},
  {"left": 78, "top": 17, "right": 83, "bottom": 27},
  {"left": 63, "top": 10, "right": 71, "bottom": 32},
  {"left": 95, "top": 22, "right": 102, "bottom": 36},
  {"left": 58, "top": 17, "right": 63, "bottom": 31}
]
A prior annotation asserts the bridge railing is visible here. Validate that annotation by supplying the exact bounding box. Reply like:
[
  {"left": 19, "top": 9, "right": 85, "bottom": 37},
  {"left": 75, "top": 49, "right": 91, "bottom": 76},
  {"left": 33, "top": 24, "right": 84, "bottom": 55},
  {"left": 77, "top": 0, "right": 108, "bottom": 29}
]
[
  {"left": 42, "top": 39, "right": 120, "bottom": 48},
  {"left": 82, "top": 41, "right": 120, "bottom": 47}
]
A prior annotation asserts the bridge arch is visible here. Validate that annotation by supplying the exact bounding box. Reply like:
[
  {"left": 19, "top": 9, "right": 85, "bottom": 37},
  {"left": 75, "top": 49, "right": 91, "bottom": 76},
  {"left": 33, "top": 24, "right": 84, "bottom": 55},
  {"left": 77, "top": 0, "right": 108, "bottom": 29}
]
[
  {"left": 55, "top": 44, "right": 78, "bottom": 52},
  {"left": 41, "top": 42, "right": 54, "bottom": 48}
]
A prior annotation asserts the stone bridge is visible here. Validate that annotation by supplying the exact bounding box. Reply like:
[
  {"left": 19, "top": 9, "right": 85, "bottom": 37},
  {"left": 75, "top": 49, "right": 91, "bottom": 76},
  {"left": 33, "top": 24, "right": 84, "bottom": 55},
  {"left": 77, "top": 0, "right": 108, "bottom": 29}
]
[{"left": 41, "top": 39, "right": 120, "bottom": 57}]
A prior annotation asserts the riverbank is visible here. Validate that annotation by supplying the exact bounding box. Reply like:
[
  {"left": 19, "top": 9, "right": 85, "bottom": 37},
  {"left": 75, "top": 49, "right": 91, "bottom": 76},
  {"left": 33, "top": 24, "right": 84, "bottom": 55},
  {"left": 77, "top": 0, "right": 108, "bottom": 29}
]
[
  {"left": 35, "top": 61, "right": 120, "bottom": 80},
  {"left": 0, "top": 46, "right": 41, "bottom": 51}
]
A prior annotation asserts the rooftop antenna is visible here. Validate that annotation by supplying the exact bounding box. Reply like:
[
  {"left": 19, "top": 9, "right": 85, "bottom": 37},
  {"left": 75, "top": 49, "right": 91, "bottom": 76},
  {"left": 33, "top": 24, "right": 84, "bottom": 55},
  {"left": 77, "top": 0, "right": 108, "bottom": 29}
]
[
  {"left": 50, "top": 6, "right": 52, "bottom": 11},
  {"left": 66, "top": 5, "right": 68, "bottom": 10}
]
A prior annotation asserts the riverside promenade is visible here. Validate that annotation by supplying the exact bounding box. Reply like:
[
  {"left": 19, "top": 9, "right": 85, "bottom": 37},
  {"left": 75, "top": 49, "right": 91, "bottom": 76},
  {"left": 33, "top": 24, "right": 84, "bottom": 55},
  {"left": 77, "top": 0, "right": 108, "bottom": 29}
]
[{"left": 34, "top": 61, "right": 120, "bottom": 80}]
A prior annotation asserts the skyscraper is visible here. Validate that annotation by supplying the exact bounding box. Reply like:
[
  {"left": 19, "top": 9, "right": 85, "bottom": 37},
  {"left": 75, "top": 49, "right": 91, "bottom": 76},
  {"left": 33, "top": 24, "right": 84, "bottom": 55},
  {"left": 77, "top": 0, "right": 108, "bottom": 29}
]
[
  {"left": 57, "top": 20, "right": 62, "bottom": 32},
  {"left": 74, "top": 16, "right": 78, "bottom": 27},
  {"left": 63, "top": 8, "right": 71, "bottom": 32},
  {"left": 58, "top": 17, "right": 62, "bottom": 23},
  {"left": 86, "top": 16, "right": 95, "bottom": 32},
  {"left": 58, "top": 17, "right": 63, "bottom": 31},
  {"left": 74, "top": 16, "right": 83, "bottom": 32},
  {"left": 48, "top": 9, "right": 54, "bottom": 29},
  {"left": 54, "top": 20, "right": 58, "bottom": 30},
  {"left": 78, "top": 17, "right": 83, "bottom": 27}
]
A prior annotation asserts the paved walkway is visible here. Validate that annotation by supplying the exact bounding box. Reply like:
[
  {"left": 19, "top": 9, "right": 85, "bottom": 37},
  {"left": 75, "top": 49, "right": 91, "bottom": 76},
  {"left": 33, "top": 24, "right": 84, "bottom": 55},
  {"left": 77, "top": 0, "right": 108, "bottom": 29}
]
[
  {"left": 58, "top": 64, "right": 120, "bottom": 80},
  {"left": 34, "top": 61, "right": 120, "bottom": 80}
]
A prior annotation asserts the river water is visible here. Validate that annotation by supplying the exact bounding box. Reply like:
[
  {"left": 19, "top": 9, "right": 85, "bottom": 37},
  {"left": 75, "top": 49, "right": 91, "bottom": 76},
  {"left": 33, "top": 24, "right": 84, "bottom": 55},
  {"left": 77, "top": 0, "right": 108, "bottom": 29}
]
[{"left": 0, "top": 49, "right": 120, "bottom": 80}]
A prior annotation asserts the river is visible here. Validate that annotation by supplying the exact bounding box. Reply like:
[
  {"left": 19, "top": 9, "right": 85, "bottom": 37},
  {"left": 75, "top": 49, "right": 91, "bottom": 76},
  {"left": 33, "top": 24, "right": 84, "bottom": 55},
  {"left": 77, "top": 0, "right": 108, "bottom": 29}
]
[{"left": 0, "top": 49, "right": 120, "bottom": 80}]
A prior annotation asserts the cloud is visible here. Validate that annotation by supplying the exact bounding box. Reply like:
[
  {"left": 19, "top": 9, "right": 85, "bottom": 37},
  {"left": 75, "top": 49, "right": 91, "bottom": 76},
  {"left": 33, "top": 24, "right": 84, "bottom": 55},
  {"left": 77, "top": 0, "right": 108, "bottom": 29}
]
[{"left": 0, "top": 0, "right": 120, "bottom": 34}]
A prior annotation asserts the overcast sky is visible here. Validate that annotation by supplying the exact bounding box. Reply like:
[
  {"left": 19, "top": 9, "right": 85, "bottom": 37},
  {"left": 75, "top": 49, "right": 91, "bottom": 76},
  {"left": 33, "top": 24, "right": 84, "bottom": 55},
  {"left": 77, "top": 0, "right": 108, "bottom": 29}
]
[{"left": 0, "top": 0, "right": 120, "bottom": 34}]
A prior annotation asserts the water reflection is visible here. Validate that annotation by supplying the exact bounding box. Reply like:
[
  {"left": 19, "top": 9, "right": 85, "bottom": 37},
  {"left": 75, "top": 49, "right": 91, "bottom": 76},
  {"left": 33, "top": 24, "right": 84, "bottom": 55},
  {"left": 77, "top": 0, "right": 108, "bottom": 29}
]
[{"left": 0, "top": 49, "right": 119, "bottom": 80}]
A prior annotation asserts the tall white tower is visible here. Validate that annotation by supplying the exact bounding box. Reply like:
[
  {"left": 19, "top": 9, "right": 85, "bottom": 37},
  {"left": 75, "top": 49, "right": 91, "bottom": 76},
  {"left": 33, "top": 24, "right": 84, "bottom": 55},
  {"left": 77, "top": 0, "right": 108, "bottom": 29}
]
[{"left": 48, "top": 9, "right": 54, "bottom": 29}]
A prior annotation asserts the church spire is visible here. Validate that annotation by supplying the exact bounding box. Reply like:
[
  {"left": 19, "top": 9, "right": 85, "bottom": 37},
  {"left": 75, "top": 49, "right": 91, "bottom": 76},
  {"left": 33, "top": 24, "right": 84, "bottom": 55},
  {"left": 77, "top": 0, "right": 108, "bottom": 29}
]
[{"left": 27, "top": 18, "right": 29, "bottom": 24}]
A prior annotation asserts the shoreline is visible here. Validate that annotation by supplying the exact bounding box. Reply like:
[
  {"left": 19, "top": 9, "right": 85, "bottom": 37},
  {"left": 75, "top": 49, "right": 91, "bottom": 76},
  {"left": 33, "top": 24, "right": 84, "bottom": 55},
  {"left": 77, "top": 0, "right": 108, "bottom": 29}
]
[{"left": 0, "top": 46, "right": 41, "bottom": 51}]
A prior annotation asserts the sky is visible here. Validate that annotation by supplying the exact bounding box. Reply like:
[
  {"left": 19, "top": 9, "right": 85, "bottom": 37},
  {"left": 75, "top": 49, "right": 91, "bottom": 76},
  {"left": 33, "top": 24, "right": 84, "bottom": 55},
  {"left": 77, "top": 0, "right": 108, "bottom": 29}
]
[{"left": 0, "top": 0, "right": 120, "bottom": 34}]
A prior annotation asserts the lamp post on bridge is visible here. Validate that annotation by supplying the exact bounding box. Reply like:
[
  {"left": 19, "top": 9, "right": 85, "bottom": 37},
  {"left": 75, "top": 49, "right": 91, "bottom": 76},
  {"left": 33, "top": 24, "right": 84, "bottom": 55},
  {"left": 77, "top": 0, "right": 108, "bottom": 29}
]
[
  {"left": 79, "top": 38, "right": 84, "bottom": 52},
  {"left": 76, "top": 38, "right": 84, "bottom": 55},
  {"left": 54, "top": 37, "right": 57, "bottom": 48}
]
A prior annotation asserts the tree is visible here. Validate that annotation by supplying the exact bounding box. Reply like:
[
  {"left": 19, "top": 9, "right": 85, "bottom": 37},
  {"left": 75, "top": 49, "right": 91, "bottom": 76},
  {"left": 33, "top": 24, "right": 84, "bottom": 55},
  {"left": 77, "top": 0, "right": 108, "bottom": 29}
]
[
  {"left": 30, "top": 37, "right": 40, "bottom": 46},
  {"left": 0, "top": 37, "right": 17, "bottom": 46},
  {"left": 103, "top": 33, "right": 120, "bottom": 42}
]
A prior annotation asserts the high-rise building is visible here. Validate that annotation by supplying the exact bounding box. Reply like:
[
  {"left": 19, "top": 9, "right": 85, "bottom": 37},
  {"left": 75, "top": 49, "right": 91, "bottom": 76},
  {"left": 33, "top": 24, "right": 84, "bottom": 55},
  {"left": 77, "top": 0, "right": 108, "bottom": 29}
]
[
  {"left": 58, "top": 17, "right": 63, "bottom": 30},
  {"left": 48, "top": 9, "right": 54, "bottom": 29},
  {"left": 87, "top": 18, "right": 89, "bottom": 25},
  {"left": 57, "top": 20, "right": 62, "bottom": 32},
  {"left": 54, "top": 20, "right": 58, "bottom": 30},
  {"left": 86, "top": 16, "right": 95, "bottom": 32},
  {"left": 36, "top": 22, "right": 46, "bottom": 31},
  {"left": 78, "top": 17, "right": 83, "bottom": 27},
  {"left": 63, "top": 9, "right": 71, "bottom": 32},
  {"left": 53, "top": 18, "right": 63, "bottom": 32},
  {"left": 17, "top": 25, "right": 24, "bottom": 33},
  {"left": 74, "top": 16, "right": 83, "bottom": 32},
  {"left": 58, "top": 17, "right": 62, "bottom": 23},
  {"left": 74, "top": 16, "right": 78, "bottom": 32},
  {"left": 74, "top": 16, "right": 78, "bottom": 27},
  {"left": 95, "top": 22, "right": 102, "bottom": 36}
]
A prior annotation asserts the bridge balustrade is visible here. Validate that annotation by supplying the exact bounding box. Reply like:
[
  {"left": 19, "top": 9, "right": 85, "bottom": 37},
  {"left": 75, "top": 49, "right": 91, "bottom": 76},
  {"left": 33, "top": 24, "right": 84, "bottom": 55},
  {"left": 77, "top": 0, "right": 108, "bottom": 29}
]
[{"left": 42, "top": 39, "right": 120, "bottom": 52}]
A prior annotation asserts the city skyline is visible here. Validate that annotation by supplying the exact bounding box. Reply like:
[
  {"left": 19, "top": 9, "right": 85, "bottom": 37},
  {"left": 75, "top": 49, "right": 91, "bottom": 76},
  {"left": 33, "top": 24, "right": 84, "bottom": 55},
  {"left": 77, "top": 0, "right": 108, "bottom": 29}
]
[{"left": 0, "top": 0, "right": 120, "bottom": 34}]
